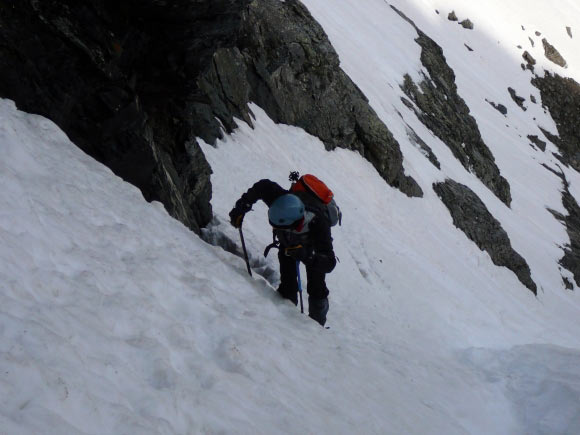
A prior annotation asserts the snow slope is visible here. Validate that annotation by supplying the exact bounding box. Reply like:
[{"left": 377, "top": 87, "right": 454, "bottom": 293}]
[{"left": 2, "top": 0, "right": 580, "bottom": 434}]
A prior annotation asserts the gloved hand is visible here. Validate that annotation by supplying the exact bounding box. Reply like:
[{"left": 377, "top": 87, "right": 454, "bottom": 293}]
[
  {"left": 229, "top": 201, "right": 252, "bottom": 228},
  {"left": 284, "top": 245, "right": 314, "bottom": 265}
]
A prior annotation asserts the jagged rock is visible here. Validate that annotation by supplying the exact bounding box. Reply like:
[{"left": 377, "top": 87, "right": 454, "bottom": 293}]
[
  {"left": 530, "top": 95, "right": 537, "bottom": 104},
  {"left": 496, "top": 103, "right": 508, "bottom": 115},
  {"left": 529, "top": 37, "right": 535, "bottom": 47},
  {"left": 433, "top": 179, "right": 537, "bottom": 294},
  {"left": 465, "top": 44, "right": 474, "bottom": 52},
  {"left": 448, "top": 11, "right": 458, "bottom": 21},
  {"left": 546, "top": 170, "right": 580, "bottom": 288},
  {"left": 542, "top": 38, "right": 568, "bottom": 67},
  {"left": 391, "top": 6, "right": 511, "bottom": 206},
  {"left": 487, "top": 100, "right": 508, "bottom": 115},
  {"left": 532, "top": 72, "right": 580, "bottom": 171},
  {"left": 197, "top": 47, "right": 254, "bottom": 134},
  {"left": 0, "top": 0, "right": 221, "bottom": 233},
  {"left": 522, "top": 51, "right": 536, "bottom": 71},
  {"left": 527, "top": 135, "right": 547, "bottom": 151},
  {"left": 460, "top": 19, "right": 474, "bottom": 30},
  {"left": 535, "top": 31, "right": 542, "bottom": 36},
  {"left": 508, "top": 87, "right": 527, "bottom": 110},
  {"left": 566, "top": 26, "right": 573, "bottom": 38}
]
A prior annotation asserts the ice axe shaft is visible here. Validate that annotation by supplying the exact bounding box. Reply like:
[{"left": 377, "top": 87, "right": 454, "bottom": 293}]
[{"left": 239, "top": 224, "right": 252, "bottom": 276}]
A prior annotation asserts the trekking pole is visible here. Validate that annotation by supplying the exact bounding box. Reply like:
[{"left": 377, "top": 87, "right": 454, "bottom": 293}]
[
  {"left": 239, "top": 222, "right": 252, "bottom": 277},
  {"left": 296, "top": 260, "right": 304, "bottom": 313}
]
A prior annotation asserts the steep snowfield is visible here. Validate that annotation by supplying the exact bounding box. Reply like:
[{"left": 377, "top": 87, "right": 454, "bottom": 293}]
[
  {"left": 2, "top": 0, "right": 580, "bottom": 434},
  {"left": 301, "top": 0, "right": 580, "bottom": 294}
]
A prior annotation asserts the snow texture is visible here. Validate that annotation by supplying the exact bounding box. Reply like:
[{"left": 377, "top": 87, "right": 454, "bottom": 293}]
[{"left": 2, "top": 0, "right": 580, "bottom": 434}]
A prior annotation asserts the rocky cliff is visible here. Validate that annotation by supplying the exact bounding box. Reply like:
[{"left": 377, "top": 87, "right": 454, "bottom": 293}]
[
  {"left": 0, "top": 0, "right": 227, "bottom": 233},
  {"left": 0, "top": 0, "right": 421, "bottom": 237}
]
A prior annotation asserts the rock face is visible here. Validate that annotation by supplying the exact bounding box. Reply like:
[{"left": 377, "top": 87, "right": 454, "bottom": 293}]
[
  {"left": 557, "top": 184, "right": 580, "bottom": 288},
  {"left": 526, "top": 54, "right": 580, "bottom": 289},
  {"left": 532, "top": 73, "right": 580, "bottom": 171},
  {"left": 532, "top": 72, "right": 580, "bottom": 288},
  {"left": 0, "top": 0, "right": 221, "bottom": 233},
  {"left": 210, "top": 0, "right": 423, "bottom": 197},
  {"left": 391, "top": 6, "right": 512, "bottom": 206},
  {"left": 547, "top": 170, "right": 580, "bottom": 288},
  {"left": 522, "top": 51, "right": 536, "bottom": 71},
  {"left": 542, "top": 38, "right": 568, "bottom": 68},
  {"left": 0, "top": 0, "right": 422, "bottom": 236},
  {"left": 433, "top": 180, "right": 537, "bottom": 294}
]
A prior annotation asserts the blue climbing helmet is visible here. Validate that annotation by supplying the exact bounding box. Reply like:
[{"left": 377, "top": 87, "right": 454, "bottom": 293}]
[{"left": 268, "top": 194, "right": 305, "bottom": 228}]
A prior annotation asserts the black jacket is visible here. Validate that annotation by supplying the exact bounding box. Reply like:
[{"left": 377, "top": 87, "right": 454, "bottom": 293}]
[{"left": 235, "top": 179, "right": 336, "bottom": 273}]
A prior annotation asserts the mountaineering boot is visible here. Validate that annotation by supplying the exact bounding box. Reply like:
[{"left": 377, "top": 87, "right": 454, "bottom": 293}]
[
  {"left": 308, "top": 297, "right": 329, "bottom": 326},
  {"left": 277, "top": 284, "right": 298, "bottom": 306}
]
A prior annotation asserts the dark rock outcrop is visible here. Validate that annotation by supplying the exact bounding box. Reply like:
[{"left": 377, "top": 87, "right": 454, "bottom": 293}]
[
  {"left": 522, "top": 51, "right": 536, "bottom": 71},
  {"left": 508, "top": 87, "right": 527, "bottom": 111},
  {"left": 460, "top": 19, "right": 474, "bottom": 30},
  {"left": 433, "top": 179, "right": 537, "bottom": 294},
  {"left": 231, "top": 0, "right": 422, "bottom": 197},
  {"left": 0, "top": 0, "right": 234, "bottom": 233},
  {"left": 566, "top": 26, "right": 573, "bottom": 39},
  {"left": 487, "top": 100, "right": 508, "bottom": 116},
  {"left": 547, "top": 170, "right": 580, "bottom": 288},
  {"left": 448, "top": 11, "right": 458, "bottom": 22},
  {"left": 532, "top": 72, "right": 580, "bottom": 171},
  {"left": 542, "top": 38, "right": 567, "bottom": 68},
  {"left": 392, "top": 6, "right": 512, "bottom": 206},
  {"left": 527, "top": 135, "right": 547, "bottom": 151}
]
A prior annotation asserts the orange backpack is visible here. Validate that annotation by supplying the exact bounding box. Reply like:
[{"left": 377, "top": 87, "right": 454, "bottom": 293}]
[{"left": 289, "top": 172, "right": 341, "bottom": 226}]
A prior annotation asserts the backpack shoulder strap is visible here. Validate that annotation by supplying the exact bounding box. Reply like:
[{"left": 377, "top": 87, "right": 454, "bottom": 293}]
[{"left": 292, "top": 190, "right": 325, "bottom": 216}]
